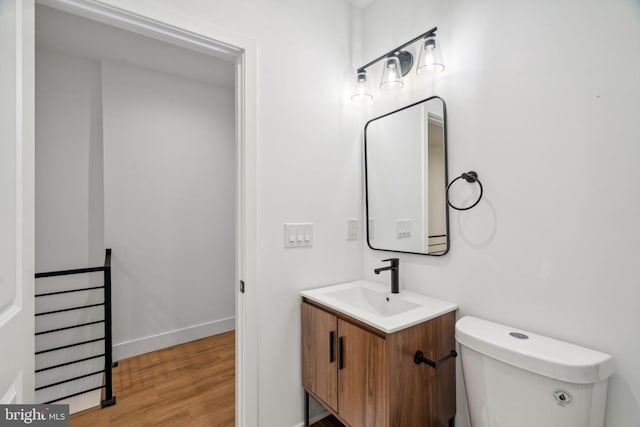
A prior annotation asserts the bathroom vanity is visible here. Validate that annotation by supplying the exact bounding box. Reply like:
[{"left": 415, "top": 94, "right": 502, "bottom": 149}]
[{"left": 301, "top": 281, "right": 457, "bottom": 427}]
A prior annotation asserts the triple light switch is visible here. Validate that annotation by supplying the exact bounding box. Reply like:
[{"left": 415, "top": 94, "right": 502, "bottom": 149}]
[{"left": 284, "top": 223, "right": 313, "bottom": 248}]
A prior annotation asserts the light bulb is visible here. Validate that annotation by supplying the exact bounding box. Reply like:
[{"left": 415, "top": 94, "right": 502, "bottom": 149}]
[
  {"left": 380, "top": 56, "right": 404, "bottom": 90},
  {"left": 417, "top": 35, "right": 445, "bottom": 74},
  {"left": 351, "top": 70, "right": 373, "bottom": 103}
]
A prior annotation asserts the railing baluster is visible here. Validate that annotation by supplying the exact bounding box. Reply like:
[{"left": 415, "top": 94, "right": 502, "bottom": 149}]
[
  {"left": 101, "top": 249, "right": 116, "bottom": 407},
  {"left": 34, "top": 248, "right": 116, "bottom": 408}
]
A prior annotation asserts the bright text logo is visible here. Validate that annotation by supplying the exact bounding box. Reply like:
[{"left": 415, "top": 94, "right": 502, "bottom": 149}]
[{"left": 0, "top": 405, "right": 69, "bottom": 426}]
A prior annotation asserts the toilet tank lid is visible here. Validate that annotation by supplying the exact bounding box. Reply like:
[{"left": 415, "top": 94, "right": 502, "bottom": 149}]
[{"left": 455, "top": 316, "right": 614, "bottom": 384}]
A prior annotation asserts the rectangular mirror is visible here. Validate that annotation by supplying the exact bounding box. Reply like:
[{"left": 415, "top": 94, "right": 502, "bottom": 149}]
[{"left": 364, "top": 96, "right": 449, "bottom": 255}]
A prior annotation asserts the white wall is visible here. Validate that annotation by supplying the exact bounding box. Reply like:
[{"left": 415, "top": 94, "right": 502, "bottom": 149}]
[
  {"left": 102, "top": 60, "right": 236, "bottom": 359},
  {"left": 35, "top": 49, "right": 104, "bottom": 272},
  {"left": 95, "top": 0, "right": 364, "bottom": 425},
  {"left": 360, "top": 1, "right": 640, "bottom": 426},
  {"left": 35, "top": 48, "right": 105, "bottom": 412}
]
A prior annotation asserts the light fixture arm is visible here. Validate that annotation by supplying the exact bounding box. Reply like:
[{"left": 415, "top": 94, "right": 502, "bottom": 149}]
[{"left": 356, "top": 26, "right": 438, "bottom": 73}]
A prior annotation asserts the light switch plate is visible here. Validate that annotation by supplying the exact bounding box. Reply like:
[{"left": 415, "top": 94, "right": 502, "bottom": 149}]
[
  {"left": 285, "top": 223, "right": 313, "bottom": 248},
  {"left": 396, "top": 219, "right": 412, "bottom": 239},
  {"left": 347, "top": 219, "right": 358, "bottom": 241}
]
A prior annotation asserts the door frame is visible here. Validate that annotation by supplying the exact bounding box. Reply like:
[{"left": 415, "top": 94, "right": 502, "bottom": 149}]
[{"left": 35, "top": 0, "right": 259, "bottom": 425}]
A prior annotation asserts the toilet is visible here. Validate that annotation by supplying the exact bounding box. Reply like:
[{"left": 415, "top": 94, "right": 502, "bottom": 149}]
[{"left": 456, "top": 316, "right": 614, "bottom": 427}]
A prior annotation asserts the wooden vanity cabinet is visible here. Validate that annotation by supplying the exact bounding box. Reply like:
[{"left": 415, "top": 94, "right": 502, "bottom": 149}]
[
  {"left": 301, "top": 301, "right": 338, "bottom": 410},
  {"left": 337, "top": 318, "right": 388, "bottom": 427},
  {"left": 301, "top": 299, "right": 456, "bottom": 427}
]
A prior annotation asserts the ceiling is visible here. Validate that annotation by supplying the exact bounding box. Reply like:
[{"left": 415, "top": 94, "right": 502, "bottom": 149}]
[{"left": 35, "top": 5, "right": 235, "bottom": 89}]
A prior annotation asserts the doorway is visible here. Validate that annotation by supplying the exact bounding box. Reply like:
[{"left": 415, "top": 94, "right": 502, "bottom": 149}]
[{"left": 32, "top": 2, "right": 253, "bottom": 422}]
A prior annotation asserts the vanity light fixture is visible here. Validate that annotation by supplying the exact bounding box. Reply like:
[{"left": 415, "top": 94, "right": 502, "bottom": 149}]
[
  {"left": 351, "top": 26, "right": 443, "bottom": 102},
  {"left": 350, "top": 70, "right": 373, "bottom": 102},
  {"left": 416, "top": 34, "right": 444, "bottom": 74},
  {"left": 379, "top": 56, "right": 404, "bottom": 90}
]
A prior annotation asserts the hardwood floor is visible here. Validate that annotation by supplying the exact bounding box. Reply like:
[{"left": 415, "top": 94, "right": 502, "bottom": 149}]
[
  {"left": 71, "top": 332, "right": 235, "bottom": 427},
  {"left": 71, "top": 332, "right": 341, "bottom": 427}
]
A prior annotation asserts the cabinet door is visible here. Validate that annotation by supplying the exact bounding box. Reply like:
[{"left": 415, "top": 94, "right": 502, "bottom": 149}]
[
  {"left": 302, "top": 302, "right": 338, "bottom": 411},
  {"left": 338, "top": 320, "right": 387, "bottom": 427}
]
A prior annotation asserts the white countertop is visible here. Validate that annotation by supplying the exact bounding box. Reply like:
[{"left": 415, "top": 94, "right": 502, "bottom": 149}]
[{"left": 301, "top": 280, "right": 457, "bottom": 333}]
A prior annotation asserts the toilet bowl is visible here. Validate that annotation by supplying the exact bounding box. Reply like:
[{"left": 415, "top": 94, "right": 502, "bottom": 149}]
[{"left": 456, "top": 316, "right": 613, "bottom": 427}]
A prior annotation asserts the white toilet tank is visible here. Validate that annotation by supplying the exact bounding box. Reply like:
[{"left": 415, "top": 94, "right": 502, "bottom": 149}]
[{"left": 456, "top": 316, "right": 613, "bottom": 427}]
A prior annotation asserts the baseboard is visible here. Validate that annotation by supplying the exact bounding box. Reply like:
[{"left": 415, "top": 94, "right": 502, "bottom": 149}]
[
  {"left": 113, "top": 317, "right": 235, "bottom": 361},
  {"left": 292, "top": 411, "right": 331, "bottom": 427}
]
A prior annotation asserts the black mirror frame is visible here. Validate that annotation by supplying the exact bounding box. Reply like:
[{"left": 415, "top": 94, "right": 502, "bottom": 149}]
[{"left": 363, "top": 95, "right": 450, "bottom": 256}]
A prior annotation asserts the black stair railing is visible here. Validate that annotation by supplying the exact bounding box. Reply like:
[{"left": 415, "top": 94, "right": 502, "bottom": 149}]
[{"left": 34, "top": 248, "right": 117, "bottom": 407}]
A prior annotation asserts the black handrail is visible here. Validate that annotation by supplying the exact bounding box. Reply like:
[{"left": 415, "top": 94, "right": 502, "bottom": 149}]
[
  {"left": 35, "top": 337, "right": 105, "bottom": 355},
  {"left": 36, "top": 285, "right": 104, "bottom": 298},
  {"left": 36, "top": 369, "right": 106, "bottom": 391},
  {"left": 36, "top": 320, "right": 105, "bottom": 336},
  {"left": 35, "top": 266, "right": 106, "bottom": 278},
  {"left": 36, "top": 354, "right": 105, "bottom": 373},
  {"left": 35, "top": 303, "right": 105, "bottom": 317},
  {"left": 34, "top": 248, "right": 116, "bottom": 408}
]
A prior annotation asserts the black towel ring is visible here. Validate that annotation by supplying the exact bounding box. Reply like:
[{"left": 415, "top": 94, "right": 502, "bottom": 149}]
[{"left": 446, "top": 171, "right": 483, "bottom": 211}]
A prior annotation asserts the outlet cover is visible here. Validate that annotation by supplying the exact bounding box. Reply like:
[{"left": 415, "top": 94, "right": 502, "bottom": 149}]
[{"left": 347, "top": 219, "right": 358, "bottom": 241}]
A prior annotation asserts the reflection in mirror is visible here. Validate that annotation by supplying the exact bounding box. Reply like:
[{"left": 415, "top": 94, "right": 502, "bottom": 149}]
[{"left": 365, "top": 96, "right": 448, "bottom": 255}]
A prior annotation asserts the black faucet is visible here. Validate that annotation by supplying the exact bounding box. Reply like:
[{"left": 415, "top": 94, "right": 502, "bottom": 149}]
[{"left": 374, "top": 258, "right": 400, "bottom": 294}]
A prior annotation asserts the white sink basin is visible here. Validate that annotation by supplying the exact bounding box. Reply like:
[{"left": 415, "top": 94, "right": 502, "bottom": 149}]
[
  {"left": 324, "top": 285, "right": 421, "bottom": 317},
  {"left": 301, "top": 280, "right": 457, "bottom": 333}
]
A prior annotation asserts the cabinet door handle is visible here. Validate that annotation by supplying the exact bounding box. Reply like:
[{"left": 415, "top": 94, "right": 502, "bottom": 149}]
[
  {"left": 338, "top": 336, "right": 344, "bottom": 370},
  {"left": 329, "top": 331, "right": 335, "bottom": 363}
]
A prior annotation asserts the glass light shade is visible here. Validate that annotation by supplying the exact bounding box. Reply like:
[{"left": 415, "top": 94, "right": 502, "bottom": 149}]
[
  {"left": 379, "top": 56, "right": 404, "bottom": 90},
  {"left": 416, "top": 35, "right": 445, "bottom": 74},
  {"left": 351, "top": 70, "right": 373, "bottom": 103}
]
